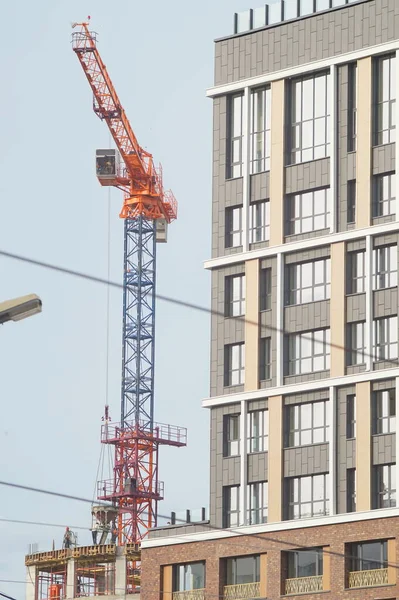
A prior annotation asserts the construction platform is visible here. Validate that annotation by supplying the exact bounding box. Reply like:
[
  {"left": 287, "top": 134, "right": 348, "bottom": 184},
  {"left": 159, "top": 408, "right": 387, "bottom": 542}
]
[{"left": 26, "top": 545, "right": 141, "bottom": 600}]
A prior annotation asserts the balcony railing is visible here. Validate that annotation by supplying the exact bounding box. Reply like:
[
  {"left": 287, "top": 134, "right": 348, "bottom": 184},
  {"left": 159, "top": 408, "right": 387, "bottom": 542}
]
[
  {"left": 285, "top": 575, "right": 323, "bottom": 594},
  {"left": 223, "top": 582, "right": 260, "bottom": 600},
  {"left": 173, "top": 590, "right": 205, "bottom": 600},
  {"left": 348, "top": 568, "right": 389, "bottom": 588}
]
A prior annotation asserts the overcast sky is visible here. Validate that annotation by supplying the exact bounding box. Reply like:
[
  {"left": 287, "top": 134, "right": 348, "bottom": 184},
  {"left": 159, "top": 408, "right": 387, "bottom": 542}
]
[{"left": 0, "top": 0, "right": 254, "bottom": 595}]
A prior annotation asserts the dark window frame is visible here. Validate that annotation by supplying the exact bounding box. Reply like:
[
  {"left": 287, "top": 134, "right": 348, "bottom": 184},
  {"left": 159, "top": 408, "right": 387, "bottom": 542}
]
[
  {"left": 285, "top": 257, "right": 331, "bottom": 305},
  {"left": 285, "top": 188, "right": 331, "bottom": 236},
  {"left": 227, "top": 94, "right": 244, "bottom": 179},
  {"left": 346, "top": 322, "right": 366, "bottom": 366},
  {"left": 223, "top": 485, "right": 240, "bottom": 528},
  {"left": 225, "top": 274, "right": 246, "bottom": 317},
  {"left": 250, "top": 86, "right": 271, "bottom": 174},
  {"left": 224, "top": 342, "right": 245, "bottom": 387},
  {"left": 260, "top": 268, "right": 272, "bottom": 311},
  {"left": 225, "top": 206, "right": 243, "bottom": 248},
  {"left": 259, "top": 338, "right": 271, "bottom": 381},
  {"left": 223, "top": 414, "right": 240, "bottom": 457},
  {"left": 374, "top": 54, "right": 396, "bottom": 146}
]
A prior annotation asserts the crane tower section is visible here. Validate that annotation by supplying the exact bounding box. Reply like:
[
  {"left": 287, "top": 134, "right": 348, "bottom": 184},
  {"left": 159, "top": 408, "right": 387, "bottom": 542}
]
[{"left": 72, "top": 21, "right": 186, "bottom": 546}]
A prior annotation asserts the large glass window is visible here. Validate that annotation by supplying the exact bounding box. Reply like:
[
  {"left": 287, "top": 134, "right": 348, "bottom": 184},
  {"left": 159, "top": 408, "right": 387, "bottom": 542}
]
[
  {"left": 348, "top": 63, "right": 357, "bottom": 152},
  {"left": 349, "top": 541, "right": 387, "bottom": 572},
  {"left": 223, "top": 485, "right": 240, "bottom": 528},
  {"left": 346, "top": 395, "right": 356, "bottom": 439},
  {"left": 259, "top": 268, "right": 272, "bottom": 311},
  {"left": 225, "top": 275, "right": 246, "bottom": 317},
  {"left": 259, "top": 338, "right": 271, "bottom": 381},
  {"left": 290, "top": 72, "right": 330, "bottom": 164},
  {"left": 173, "top": 563, "right": 205, "bottom": 592},
  {"left": 372, "top": 389, "right": 396, "bottom": 434},
  {"left": 287, "top": 549, "right": 323, "bottom": 579},
  {"left": 374, "top": 55, "right": 396, "bottom": 145},
  {"left": 225, "top": 556, "right": 260, "bottom": 585},
  {"left": 286, "top": 401, "right": 328, "bottom": 447},
  {"left": 374, "top": 464, "right": 396, "bottom": 508},
  {"left": 286, "top": 474, "right": 329, "bottom": 520},
  {"left": 347, "top": 469, "right": 356, "bottom": 513},
  {"left": 227, "top": 94, "right": 244, "bottom": 178},
  {"left": 286, "top": 188, "right": 331, "bottom": 235},
  {"left": 224, "top": 414, "right": 240, "bottom": 456},
  {"left": 225, "top": 206, "right": 243, "bottom": 248},
  {"left": 286, "top": 329, "right": 331, "bottom": 375},
  {"left": 346, "top": 322, "right": 366, "bottom": 366},
  {"left": 250, "top": 87, "right": 271, "bottom": 173},
  {"left": 347, "top": 250, "right": 365, "bottom": 294},
  {"left": 247, "top": 410, "right": 269, "bottom": 453},
  {"left": 373, "top": 245, "right": 397, "bottom": 290},
  {"left": 373, "top": 173, "right": 396, "bottom": 218},
  {"left": 224, "top": 343, "right": 245, "bottom": 386},
  {"left": 247, "top": 482, "right": 268, "bottom": 525},
  {"left": 249, "top": 201, "right": 270, "bottom": 243},
  {"left": 285, "top": 258, "right": 331, "bottom": 305},
  {"left": 373, "top": 316, "right": 398, "bottom": 362}
]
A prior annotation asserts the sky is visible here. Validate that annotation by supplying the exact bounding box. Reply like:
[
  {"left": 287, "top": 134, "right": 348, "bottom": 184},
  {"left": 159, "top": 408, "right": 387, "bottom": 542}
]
[{"left": 0, "top": 0, "right": 258, "bottom": 596}]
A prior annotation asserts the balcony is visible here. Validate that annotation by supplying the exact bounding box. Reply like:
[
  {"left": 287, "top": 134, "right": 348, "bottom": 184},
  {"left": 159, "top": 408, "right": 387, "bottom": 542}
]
[
  {"left": 223, "top": 582, "right": 260, "bottom": 600},
  {"left": 285, "top": 576, "right": 323, "bottom": 594},
  {"left": 348, "top": 568, "right": 389, "bottom": 588},
  {"left": 172, "top": 590, "right": 205, "bottom": 600}
]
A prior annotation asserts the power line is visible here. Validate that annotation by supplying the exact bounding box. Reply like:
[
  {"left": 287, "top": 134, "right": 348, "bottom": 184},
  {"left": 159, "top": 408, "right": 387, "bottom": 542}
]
[
  {"left": 0, "top": 592, "right": 18, "bottom": 600},
  {"left": 0, "top": 517, "right": 88, "bottom": 531}
]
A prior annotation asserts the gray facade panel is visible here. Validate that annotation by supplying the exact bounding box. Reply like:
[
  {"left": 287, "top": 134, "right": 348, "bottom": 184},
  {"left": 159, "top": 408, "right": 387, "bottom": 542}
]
[
  {"left": 247, "top": 452, "right": 268, "bottom": 483},
  {"left": 283, "top": 443, "right": 329, "bottom": 477},
  {"left": 346, "top": 293, "right": 367, "bottom": 323},
  {"left": 373, "top": 288, "right": 398, "bottom": 319},
  {"left": 284, "top": 389, "right": 330, "bottom": 406},
  {"left": 284, "top": 370, "right": 330, "bottom": 385},
  {"left": 250, "top": 172, "right": 270, "bottom": 201},
  {"left": 284, "top": 300, "right": 330, "bottom": 333},
  {"left": 372, "top": 143, "right": 396, "bottom": 174},
  {"left": 285, "top": 158, "right": 330, "bottom": 195},
  {"left": 372, "top": 433, "right": 397, "bottom": 465},
  {"left": 285, "top": 246, "right": 330, "bottom": 265}
]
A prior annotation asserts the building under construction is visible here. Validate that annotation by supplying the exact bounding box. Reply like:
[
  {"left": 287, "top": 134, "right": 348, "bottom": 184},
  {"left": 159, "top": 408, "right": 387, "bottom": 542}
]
[{"left": 25, "top": 19, "right": 186, "bottom": 600}]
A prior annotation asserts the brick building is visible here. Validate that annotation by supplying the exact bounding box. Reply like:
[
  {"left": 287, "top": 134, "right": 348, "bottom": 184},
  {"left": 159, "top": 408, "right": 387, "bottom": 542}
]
[{"left": 142, "top": 0, "right": 399, "bottom": 598}]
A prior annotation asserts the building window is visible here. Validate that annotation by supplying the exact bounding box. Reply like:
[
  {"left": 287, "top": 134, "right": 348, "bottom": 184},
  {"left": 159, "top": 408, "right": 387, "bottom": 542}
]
[
  {"left": 289, "top": 72, "right": 330, "bottom": 164},
  {"left": 346, "top": 395, "right": 356, "bottom": 439},
  {"left": 373, "top": 173, "right": 396, "bottom": 218},
  {"left": 223, "top": 485, "right": 240, "bottom": 528},
  {"left": 259, "top": 268, "right": 272, "bottom": 311},
  {"left": 225, "top": 206, "right": 242, "bottom": 248},
  {"left": 286, "top": 474, "right": 329, "bottom": 520},
  {"left": 348, "top": 63, "right": 357, "bottom": 152},
  {"left": 374, "top": 464, "right": 396, "bottom": 508},
  {"left": 286, "top": 401, "right": 328, "bottom": 447},
  {"left": 259, "top": 338, "right": 271, "bottom": 381},
  {"left": 286, "top": 188, "right": 331, "bottom": 235},
  {"left": 349, "top": 540, "right": 387, "bottom": 572},
  {"left": 373, "top": 316, "right": 398, "bottom": 363},
  {"left": 347, "top": 180, "right": 356, "bottom": 224},
  {"left": 346, "top": 322, "right": 366, "bottom": 366},
  {"left": 285, "top": 258, "right": 331, "bottom": 305},
  {"left": 224, "top": 343, "right": 245, "bottom": 386},
  {"left": 347, "top": 250, "right": 365, "bottom": 294},
  {"left": 286, "top": 329, "right": 331, "bottom": 375},
  {"left": 173, "top": 563, "right": 205, "bottom": 592},
  {"left": 225, "top": 275, "right": 246, "bottom": 317},
  {"left": 227, "top": 94, "right": 243, "bottom": 179},
  {"left": 373, "top": 245, "right": 397, "bottom": 290},
  {"left": 247, "top": 482, "right": 268, "bottom": 525},
  {"left": 347, "top": 469, "right": 356, "bottom": 513},
  {"left": 249, "top": 200, "right": 270, "bottom": 243},
  {"left": 374, "top": 55, "right": 396, "bottom": 145},
  {"left": 250, "top": 87, "right": 271, "bottom": 173},
  {"left": 225, "top": 555, "right": 260, "bottom": 585},
  {"left": 247, "top": 409, "right": 269, "bottom": 453},
  {"left": 372, "top": 389, "right": 396, "bottom": 434},
  {"left": 224, "top": 414, "right": 240, "bottom": 456},
  {"left": 287, "top": 549, "right": 323, "bottom": 579}
]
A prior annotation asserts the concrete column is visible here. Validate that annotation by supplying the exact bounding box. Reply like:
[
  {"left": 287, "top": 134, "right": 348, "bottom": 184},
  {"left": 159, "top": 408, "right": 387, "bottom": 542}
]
[
  {"left": 268, "top": 395, "right": 283, "bottom": 522},
  {"left": 26, "top": 566, "right": 36, "bottom": 600},
  {"left": 356, "top": 57, "right": 372, "bottom": 229},
  {"left": 260, "top": 554, "right": 268, "bottom": 598},
  {"left": 115, "top": 553, "right": 127, "bottom": 596},
  {"left": 270, "top": 79, "right": 285, "bottom": 247},
  {"left": 330, "top": 242, "right": 346, "bottom": 377},
  {"left": 355, "top": 381, "right": 371, "bottom": 511},
  {"left": 162, "top": 565, "right": 173, "bottom": 600},
  {"left": 245, "top": 258, "right": 259, "bottom": 392},
  {"left": 66, "top": 558, "right": 76, "bottom": 600}
]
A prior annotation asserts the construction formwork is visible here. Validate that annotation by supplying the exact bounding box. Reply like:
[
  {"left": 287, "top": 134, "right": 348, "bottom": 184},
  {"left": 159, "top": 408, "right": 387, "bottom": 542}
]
[{"left": 26, "top": 545, "right": 141, "bottom": 600}]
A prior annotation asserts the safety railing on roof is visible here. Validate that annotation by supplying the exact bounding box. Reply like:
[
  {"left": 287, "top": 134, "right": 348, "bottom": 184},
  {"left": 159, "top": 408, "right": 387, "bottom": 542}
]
[{"left": 234, "top": 0, "right": 365, "bottom": 35}]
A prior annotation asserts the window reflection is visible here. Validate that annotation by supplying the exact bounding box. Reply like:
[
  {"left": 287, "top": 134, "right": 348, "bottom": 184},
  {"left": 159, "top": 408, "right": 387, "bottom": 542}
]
[{"left": 286, "top": 188, "right": 331, "bottom": 235}]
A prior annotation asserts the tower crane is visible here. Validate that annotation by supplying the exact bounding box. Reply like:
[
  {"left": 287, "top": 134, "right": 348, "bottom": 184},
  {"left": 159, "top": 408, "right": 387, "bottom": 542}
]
[{"left": 71, "top": 20, "right": 187, "bottom": 558}]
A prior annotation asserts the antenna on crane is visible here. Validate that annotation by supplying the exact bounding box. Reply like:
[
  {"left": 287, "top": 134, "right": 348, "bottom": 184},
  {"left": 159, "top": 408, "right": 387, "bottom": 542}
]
[{"left": 71, "top": 20, "right": 187, "bottom": 592}]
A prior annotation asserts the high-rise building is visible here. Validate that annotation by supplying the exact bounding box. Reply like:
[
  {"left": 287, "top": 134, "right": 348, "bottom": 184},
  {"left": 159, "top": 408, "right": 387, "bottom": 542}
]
[{"left": 141, "top": 0, "right": 399, "bottom": 598}]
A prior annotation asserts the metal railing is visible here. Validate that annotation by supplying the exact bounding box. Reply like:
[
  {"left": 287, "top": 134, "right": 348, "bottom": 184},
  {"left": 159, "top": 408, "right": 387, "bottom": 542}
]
[
  {"left": 348, "top": 568, "right": 389, "bottom": 588},
  {"left": 285, "top": 575, "right": 323, "bottom": 594},
  {"left": 223, "top": 582, "right": 260, "bottom": 600},
  {"left": 172, "top": 590, "right": 206, "bottom": 600}
]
